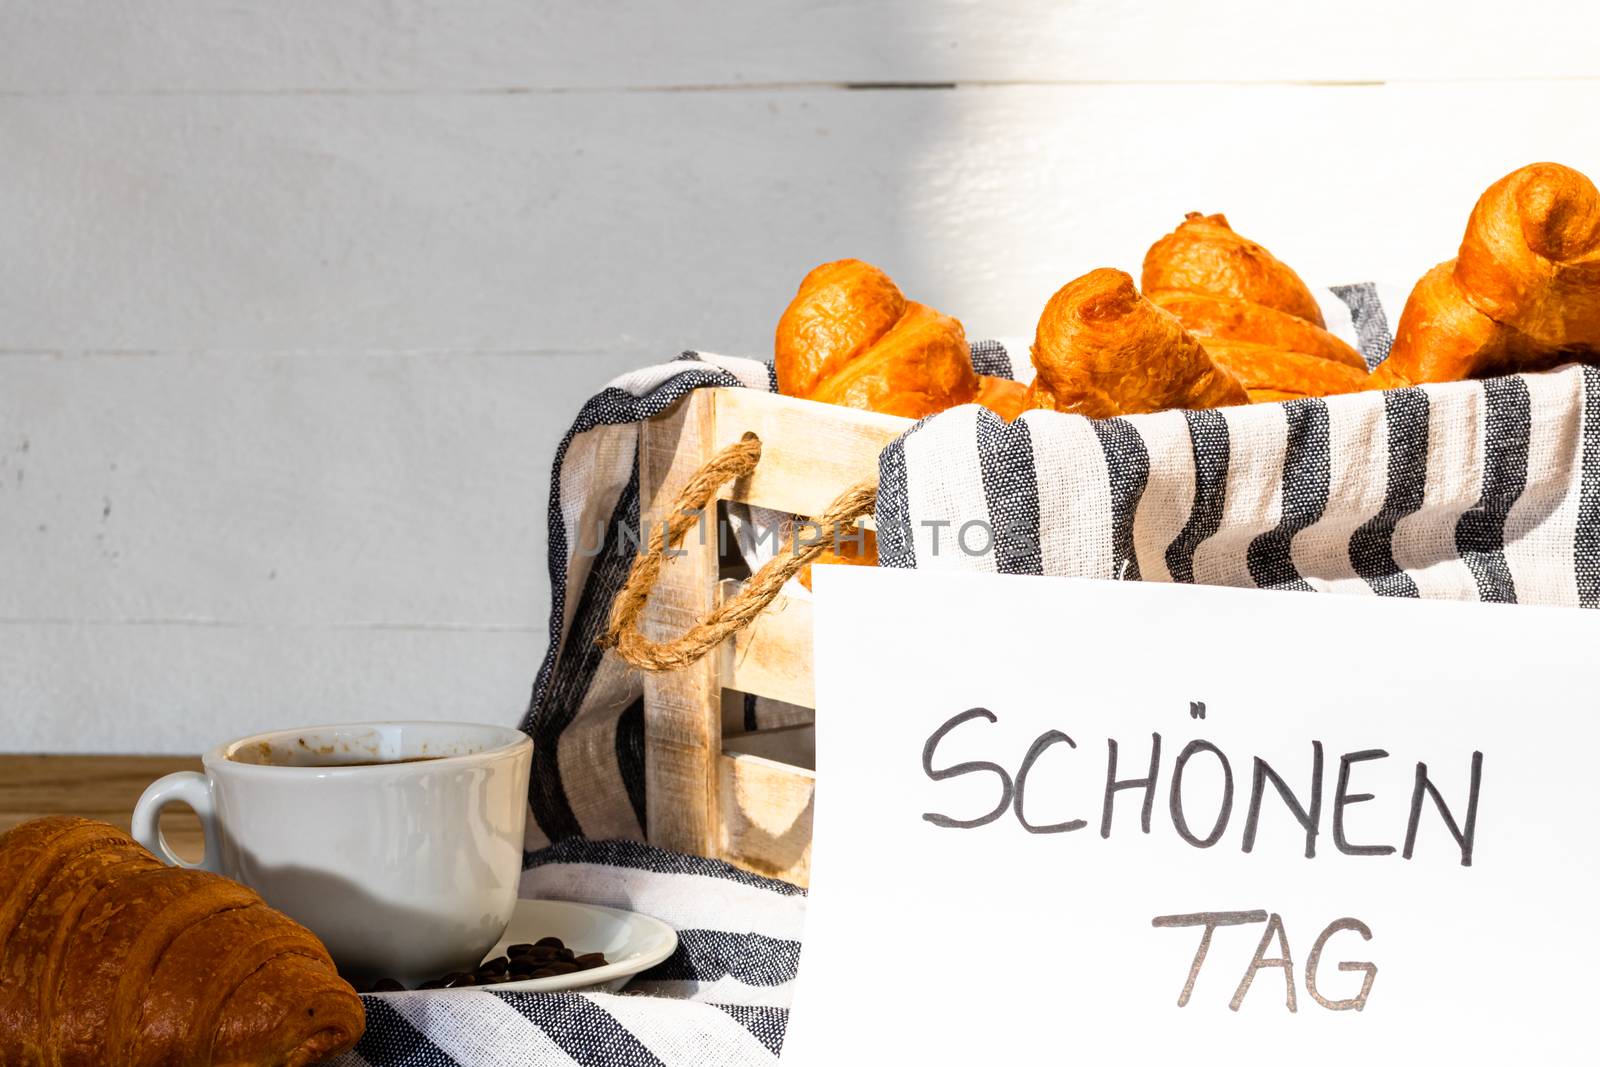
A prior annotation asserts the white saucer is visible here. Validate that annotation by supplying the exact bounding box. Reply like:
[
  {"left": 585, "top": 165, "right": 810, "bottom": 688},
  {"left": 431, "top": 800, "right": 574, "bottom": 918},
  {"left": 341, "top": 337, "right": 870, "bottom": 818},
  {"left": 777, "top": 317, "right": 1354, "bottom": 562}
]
[{"left": 367, "top": 898, "right": 678, "bottom": 996}]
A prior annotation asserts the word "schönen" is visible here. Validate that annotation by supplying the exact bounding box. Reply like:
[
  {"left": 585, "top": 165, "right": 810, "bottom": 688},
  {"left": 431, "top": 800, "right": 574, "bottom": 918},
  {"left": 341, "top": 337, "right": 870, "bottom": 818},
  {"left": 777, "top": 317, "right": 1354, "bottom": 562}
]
[{"left": 920, "top": 707, "right": 1484, "bottom": 866}]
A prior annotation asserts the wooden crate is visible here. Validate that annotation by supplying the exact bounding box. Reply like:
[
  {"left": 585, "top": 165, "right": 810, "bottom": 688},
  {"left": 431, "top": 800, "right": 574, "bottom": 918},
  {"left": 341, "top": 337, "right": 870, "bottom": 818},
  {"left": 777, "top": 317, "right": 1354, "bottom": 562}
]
[{"left": 638, "top": 387, "right": 910, "bottom": 886}]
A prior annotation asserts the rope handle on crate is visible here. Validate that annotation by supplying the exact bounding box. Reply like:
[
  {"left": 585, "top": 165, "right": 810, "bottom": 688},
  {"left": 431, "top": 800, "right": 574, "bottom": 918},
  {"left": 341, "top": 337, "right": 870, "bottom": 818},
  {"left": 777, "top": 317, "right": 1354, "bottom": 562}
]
[{"left": 599, "top": 432, "right": 877, "bottom": 672}]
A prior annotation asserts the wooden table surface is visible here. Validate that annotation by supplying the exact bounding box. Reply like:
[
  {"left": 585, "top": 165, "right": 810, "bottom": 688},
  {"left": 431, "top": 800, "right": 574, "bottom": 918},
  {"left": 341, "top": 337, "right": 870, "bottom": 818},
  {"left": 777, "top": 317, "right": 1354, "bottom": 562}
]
[{"left": 0, "top": 755, "right": 206, "bottom": 863}]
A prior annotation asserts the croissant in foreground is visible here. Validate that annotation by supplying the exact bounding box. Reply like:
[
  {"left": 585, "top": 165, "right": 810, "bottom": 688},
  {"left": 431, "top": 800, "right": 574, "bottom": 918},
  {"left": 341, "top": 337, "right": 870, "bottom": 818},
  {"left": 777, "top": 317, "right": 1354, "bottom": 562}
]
[
  {"left": 0, "top": 816, "right": 364, "bottom": 1067},
  {"left": 1375, "top": 162, "right": 1600, "bottom": 387}
]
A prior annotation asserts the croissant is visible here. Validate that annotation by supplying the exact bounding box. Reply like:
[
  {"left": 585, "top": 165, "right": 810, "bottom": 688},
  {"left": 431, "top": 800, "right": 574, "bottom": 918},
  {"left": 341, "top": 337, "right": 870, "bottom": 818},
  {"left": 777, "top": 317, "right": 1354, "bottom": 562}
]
[
  {"left": 973, "top": 374, "right": 1029, "bottom": 421},
  {"left": 1373, "top": 163, "right": 1600, "bottom": 387},
  {"left": 1142, "top": 213, "right": 1368, "bottom": 401},
  {"left": 774, "top": 259, "right": 1026, "bottom": 420},
  {"left": 0, "top": 817, "right": 364, "bottom": 1067},
  {"left": 1200, "top": 340, "right": 1370, "bottom": 403},
  {"left": 1024, "top": 268, "right": 1247, "bottom": 417}
]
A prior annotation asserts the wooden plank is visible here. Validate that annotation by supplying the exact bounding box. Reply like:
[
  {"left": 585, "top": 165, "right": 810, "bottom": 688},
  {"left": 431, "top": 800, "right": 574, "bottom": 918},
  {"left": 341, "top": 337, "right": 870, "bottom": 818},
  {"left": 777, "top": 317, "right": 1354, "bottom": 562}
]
[
  {"left": 6, "top": 87, "right": 1600, "bottom": 355},
  {"left": 0, "top": 622, "right": 538, "bottom": 753},
  {"left": 712, "top": 389, "right": 909, "bottom": 518},
  {"left": 3, "top": 1, "right": 1599, "bottom": 91},
  {"left": 0, "top": 92, "right": 920, "bottom": 353},
  {"left": 718, "top": 752, "right": 815, "bottom": 886},
  {"left": 0, "top": 350, "right": 622, "bottom": 629},
  {"left": 0, "top": 754, "right": 206, "bottom": 863},
  {"left": 638, "top": 391, "right": 723, "bottom": 856},
  {"left": 717, "top": 578, "right": 816, "bottom": 709}
]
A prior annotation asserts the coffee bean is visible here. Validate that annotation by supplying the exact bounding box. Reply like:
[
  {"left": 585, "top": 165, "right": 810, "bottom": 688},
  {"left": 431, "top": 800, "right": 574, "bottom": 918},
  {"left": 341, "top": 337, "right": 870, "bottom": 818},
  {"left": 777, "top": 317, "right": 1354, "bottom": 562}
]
[
  {"left": 371, "top": 978, "right": 406, "bottom": 993},
  {"left": 408, "top": 935, "right": 608, "bottom": 992}
]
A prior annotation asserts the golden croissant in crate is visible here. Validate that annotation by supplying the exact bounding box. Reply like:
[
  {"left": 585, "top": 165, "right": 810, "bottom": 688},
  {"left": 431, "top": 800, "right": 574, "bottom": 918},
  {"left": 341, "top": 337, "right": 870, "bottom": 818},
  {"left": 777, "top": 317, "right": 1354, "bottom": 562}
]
[
  {"left": 1142, "top": 212, "right": 1369, "bottom": 402},
  {"left": 0, "top": 816, "right": 364, "bottom": 1067},
  {"left": 1024, "top": 267, "right": 1248, "bottom": 417},
  {"left": 774, "top": 258, "right": 1028, "bottom": 420},
  {"left": 1373, "top": 162, "right": 1600, "bottom": 388}
]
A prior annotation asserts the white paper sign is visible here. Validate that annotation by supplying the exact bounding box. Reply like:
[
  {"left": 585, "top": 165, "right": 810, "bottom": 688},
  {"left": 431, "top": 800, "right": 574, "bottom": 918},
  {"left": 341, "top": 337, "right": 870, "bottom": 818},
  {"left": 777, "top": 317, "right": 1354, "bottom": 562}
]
[{"left": 784, "top": 569, "right": 1600, "bottom": 1065}]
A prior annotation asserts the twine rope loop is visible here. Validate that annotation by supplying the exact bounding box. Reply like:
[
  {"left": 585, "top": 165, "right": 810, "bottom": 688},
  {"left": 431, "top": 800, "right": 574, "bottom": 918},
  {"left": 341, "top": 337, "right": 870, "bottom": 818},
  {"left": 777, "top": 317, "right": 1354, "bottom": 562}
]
[{"left": 600, "top": 432, "right": 876, "bottom": 672}]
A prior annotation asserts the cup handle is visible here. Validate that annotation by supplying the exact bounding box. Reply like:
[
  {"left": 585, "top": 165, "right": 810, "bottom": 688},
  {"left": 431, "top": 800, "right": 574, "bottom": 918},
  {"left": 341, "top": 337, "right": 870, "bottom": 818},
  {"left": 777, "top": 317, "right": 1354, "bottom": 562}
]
[{"left": 131, "top": 771, "right": 221, "bottom": 872}]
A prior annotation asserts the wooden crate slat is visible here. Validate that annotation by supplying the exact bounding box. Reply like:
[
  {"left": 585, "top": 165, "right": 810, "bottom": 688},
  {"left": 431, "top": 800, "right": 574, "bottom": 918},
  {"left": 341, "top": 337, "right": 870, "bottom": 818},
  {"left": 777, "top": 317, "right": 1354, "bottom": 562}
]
[
  {"left": 638, "top": 390, "right": 724, "bottom": 857},
  {"left": 716, "top": 578, "right": 816, "bottom": 709},
  {"left": 717, "top": 751, "right": 815, "bottom": 885},
  {"left": 640, "top": 388, "right": 900, "bottom": 886},
  {"left": 711, "top": 388, "right": 909, "bottom": 518}
]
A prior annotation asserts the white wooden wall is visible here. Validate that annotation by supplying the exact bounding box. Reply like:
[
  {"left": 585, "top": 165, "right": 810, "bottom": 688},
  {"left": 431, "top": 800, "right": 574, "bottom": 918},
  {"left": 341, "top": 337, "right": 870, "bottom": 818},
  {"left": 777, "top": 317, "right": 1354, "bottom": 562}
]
[{"left": 4, "top": 1, "right": 1598, "bottom": 752}]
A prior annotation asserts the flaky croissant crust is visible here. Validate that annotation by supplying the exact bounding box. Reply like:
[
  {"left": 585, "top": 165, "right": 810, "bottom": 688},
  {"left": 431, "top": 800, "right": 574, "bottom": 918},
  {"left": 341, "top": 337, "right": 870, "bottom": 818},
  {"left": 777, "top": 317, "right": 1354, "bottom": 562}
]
[
  {"left": 1455, "top": 162, "right": 1600, "bottom": 344},
  {"left": 1379, "top": 163, "right": 1600, "bottom": 387},
  {"left": 774, "top": 258, "right": 977, "bottom": 419},
  {"left": 1142, "top": 212, "right": 1326, "bottom": 328},
  {"left": 1141, "top": 211, "right": 1374, "bottom": 402},
  {"left": 1201, "top": 339, "right": 1369, "bottom": 402},
  {"left": 0, "top": 817, "right": 364, "bottom": 1067},
  {"left": 1144, "top": 289, "right": 1365, "bottom": 370},
  {"left": 774, "top": 258, "right": 1022, "bottom": 420},
  {"left": 774, "top": 259, "right": 911, "bottom": 399},
  {"left": 1025, "top": 268, "right": 1247, "bottom": 418}
]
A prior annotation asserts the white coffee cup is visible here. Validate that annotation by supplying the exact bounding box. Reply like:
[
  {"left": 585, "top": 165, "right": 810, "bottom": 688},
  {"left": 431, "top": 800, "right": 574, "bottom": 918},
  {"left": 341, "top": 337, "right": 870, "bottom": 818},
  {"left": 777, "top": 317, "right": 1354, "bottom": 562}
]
[{"left": 131, "top": 720, "right": 532, "bottom": 986}]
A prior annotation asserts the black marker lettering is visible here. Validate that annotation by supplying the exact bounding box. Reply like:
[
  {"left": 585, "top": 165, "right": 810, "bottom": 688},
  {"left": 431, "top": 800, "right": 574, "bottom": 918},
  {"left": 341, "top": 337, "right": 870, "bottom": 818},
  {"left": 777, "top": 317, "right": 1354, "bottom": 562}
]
[
  {"left": 920, "top": 708, "right": 1014, "bottom": 829},
  {"left": 1403, "top": 752, "right": 1483, "bottom": 867},
  {"left": 1014, "top": 730, "right": 1086, "bottom": 835},
  {"left": 1170, "top": 740, "right": 1234, "bottom": 849},
  {"left": 1242, "top": 741, "right": 1324, "bottom": 859},
  {"left": 1101, "top": 732, "right": 1162, "bottom": 839},
  {"left": 1333, "top": 749, "right": 1396, "bottom": 857}
]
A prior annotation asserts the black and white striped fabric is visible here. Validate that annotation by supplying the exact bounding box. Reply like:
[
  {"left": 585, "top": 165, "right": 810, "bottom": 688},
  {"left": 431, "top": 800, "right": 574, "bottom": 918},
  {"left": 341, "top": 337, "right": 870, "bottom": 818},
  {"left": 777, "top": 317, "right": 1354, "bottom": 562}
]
[
  {"left": 331, "top": 839, "right": 802, "bottom": 1067},
  {"left": 875, "top": 346, "right": 1599, "bottom": 605},
  {"left": 518, "top": 355, "right": 773, "bottom": 848}
]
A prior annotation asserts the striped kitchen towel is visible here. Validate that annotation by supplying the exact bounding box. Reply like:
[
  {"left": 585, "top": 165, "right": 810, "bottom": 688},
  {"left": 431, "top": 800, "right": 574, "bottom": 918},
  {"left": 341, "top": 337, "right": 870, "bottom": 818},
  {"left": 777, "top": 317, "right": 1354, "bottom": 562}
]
[
  {"left": 876, "top": 325, "right": 1597, "bottom": 606},
  {"left": 334, "top": 839, "right": 802, "bottom": 1067}
]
